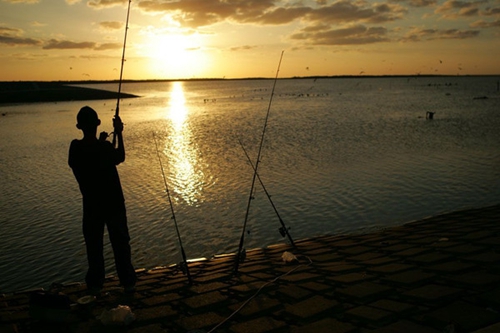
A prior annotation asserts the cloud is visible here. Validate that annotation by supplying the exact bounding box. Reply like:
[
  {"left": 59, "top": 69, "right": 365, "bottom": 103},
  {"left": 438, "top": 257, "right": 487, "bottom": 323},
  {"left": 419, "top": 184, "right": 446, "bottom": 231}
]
[
  {"left": 99, "top": 21, "right": 124, "bottom": 30},
  {"left": 94, "top": 42, "right": 122, "bottom": 50},
  {"left": 6, "top": 52, "right": 47, "bottom": 60},
  {"left": 435, "top": 28, "right": 481, "bottom": 39},
  {"left": 230, "top": 45, "right": 259, "bottom": 51},
  {"left": 138, "top": 0, "right": 408, "bottom": 29},
  {"left": 401, "top": 27, "right": 480, "bottom": 41},
  {"left": 304, "top": 1, "right": 407, "bottom": 25},
  {"left": 0, "top": 26, "right": 22, "bottom": 35},
  {"left": 138, "top": 0, "right": 276, "bottom": 27},
  {"left": 482, "top": 6, "right": 500, "bottom": 16},
  {"left": 136, "top": 0, "right": 410, "bottom": 47},
  {"left": 247, "top": 6, "right": 312, "bottom": 25},
  {"left": 79, "top": 54, "right": 116, "bottom": 59},
  {"left": 43, "top": 39, "right": 96, "bottom": 50},
  {"left": 0, "top": 35, "right": 41, "bottom": 46},
  {"left": 2, "top": 0, "right": 39, "bottom": 3},
  {"left": 470, "top": 19, "right": 500, "bottom": 28},
  {"left": 407, "top": 0, "right": 438, "bottom": 7},
  {"left": 42, "top": 39, "right": 121, "bottom": 50},
  {"left": 291, "top": 24, "right": 390, "bottom": 45},
  {"left": 435, "top": 0, "right": 488, "bottom": 19},
  {"left": 87, "top": 0, "right": 127, "bottom": 9},
  {"left": 30, "top": 21, "right": 46, "bottom": 27},
  {"left": 0, "top": 26, "right": 42, "bottom": 46},
  {"left": 301, "top": 23, "right": 331, "bottom": 33}
]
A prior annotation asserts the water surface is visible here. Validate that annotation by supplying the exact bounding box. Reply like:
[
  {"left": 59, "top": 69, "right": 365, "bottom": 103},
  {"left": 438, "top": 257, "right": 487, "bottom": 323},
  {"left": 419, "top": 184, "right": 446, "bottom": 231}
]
[{"left": 1, "top": 76, "right": 499, "bottom": 292}]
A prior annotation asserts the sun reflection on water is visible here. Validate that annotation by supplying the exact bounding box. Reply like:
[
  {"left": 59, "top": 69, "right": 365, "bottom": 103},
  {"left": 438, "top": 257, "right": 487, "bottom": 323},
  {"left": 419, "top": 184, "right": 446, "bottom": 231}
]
[{"left": 163, "top": 81, "right": 204, "bottom": 206}]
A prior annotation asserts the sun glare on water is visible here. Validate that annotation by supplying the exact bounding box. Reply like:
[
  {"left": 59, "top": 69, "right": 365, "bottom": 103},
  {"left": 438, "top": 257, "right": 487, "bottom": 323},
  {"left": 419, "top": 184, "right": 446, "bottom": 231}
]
[
  {"left": 162, "top": 82, "right": 205, "bottom": 206},
  {"left": 142, "top": 32, "right": 208, "bottom": 79}
]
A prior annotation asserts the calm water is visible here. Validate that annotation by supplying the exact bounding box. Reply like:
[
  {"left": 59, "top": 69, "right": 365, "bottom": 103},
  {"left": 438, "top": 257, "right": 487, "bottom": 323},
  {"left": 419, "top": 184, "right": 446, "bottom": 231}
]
[{"left": 1, "top": 77, "right": 499, "bottom": 293}]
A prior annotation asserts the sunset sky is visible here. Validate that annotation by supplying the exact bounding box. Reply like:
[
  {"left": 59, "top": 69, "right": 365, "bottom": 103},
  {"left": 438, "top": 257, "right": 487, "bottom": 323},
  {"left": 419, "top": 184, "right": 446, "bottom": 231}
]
[{"left": 1, "top": 0, "right": 499, "bottom": 81}]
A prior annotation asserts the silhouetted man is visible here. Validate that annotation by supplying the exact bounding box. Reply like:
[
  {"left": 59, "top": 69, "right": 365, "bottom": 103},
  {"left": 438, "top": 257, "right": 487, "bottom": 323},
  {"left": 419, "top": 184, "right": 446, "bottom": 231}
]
[{"left": 68, "top": 106, "right": 136, "bottom": 295}]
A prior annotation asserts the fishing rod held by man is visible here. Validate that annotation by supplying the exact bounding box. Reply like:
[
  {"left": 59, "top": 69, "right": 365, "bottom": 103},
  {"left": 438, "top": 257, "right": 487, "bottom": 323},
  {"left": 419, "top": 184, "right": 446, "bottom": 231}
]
[{"left": 112, "top": 0, "right": 132, "bottom": 148}]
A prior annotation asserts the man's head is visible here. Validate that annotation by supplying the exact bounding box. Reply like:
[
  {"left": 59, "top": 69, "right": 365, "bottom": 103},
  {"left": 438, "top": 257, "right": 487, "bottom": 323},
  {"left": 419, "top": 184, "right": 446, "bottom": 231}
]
[{"left": 76, "top": 106, "right": 101, "bottom": 131}]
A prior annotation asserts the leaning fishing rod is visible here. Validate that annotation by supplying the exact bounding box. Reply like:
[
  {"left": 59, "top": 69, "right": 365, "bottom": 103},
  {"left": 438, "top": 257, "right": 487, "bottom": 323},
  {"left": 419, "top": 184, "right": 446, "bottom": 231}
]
[
  {"left": 234, "top": 50, "right": 284, "bottom": 273},
  {"left": 153, "top": 132, "right": 193, "bottom": 284},
  {"left": 237, "top": 137, "right": 295, "bottom": 247},
  {"left": 112, "top": 0, "right": 132, "bottom": 148}
]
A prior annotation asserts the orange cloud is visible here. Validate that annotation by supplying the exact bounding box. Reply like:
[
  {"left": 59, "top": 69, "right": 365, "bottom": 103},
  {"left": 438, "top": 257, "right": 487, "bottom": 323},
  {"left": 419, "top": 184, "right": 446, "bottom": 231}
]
[
  {"left": 42, "top": 39, "right": 121, "bottom": 50},
  {"left": 0, "top": 26, "right": 41, "bottom": 46},
  {"left": 401, "top": 27, "right": 480, "bottom": 41},
  {"left": 435, "top": 0, "right": 487, "bottom": 18},
  {"left": 291, "top": 24, "right": 390, "bottom": 45},
  {"left": 99, "top": 21, "right": 124, "bottom": 30},
  {"left": 470, "top": 19, "right": 500, "bottom": 28},
  {"left": 88, "top": 0, "right": 126, "bottom": 9}
]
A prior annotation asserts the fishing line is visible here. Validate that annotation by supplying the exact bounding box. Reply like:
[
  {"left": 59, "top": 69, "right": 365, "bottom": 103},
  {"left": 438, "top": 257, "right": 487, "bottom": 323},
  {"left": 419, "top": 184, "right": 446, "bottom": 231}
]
[
  {"left": 237, "top": 137, "right": 295, "bottom": 247},
  {"left": 152, "top": 132, "right": 193, "bottom": 284},
  {"left": 112, "top": 0, "right": 132, "bottom": 148},
  {"left": 234, "top": 50, "right": 284, "bottom": 273},
  {"left": 206, "top": 255, "right": 313, "bottom": 333}
]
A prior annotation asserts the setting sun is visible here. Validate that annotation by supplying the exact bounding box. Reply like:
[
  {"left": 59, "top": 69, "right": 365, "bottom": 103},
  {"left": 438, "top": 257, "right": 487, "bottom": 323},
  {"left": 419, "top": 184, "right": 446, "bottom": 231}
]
[{"left": 141, "top": 32, "right": 209, "bottom": 79}]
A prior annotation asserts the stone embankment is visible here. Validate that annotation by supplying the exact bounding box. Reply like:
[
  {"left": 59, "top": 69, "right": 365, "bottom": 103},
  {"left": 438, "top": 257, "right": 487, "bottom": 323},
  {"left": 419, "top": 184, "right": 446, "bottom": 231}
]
[{"left": 1, "top": 204, "right": 500, "bottom": 332}]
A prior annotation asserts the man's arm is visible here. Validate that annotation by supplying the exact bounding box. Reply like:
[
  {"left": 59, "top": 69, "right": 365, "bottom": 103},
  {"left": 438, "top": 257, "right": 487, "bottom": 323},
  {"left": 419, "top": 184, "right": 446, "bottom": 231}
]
[{"left": 113, "top": 116, "right": 125, "bottom": 163}]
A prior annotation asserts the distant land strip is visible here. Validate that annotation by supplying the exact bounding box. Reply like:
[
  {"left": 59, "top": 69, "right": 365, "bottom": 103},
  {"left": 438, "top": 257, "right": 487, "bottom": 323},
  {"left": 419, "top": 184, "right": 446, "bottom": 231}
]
[
  {"left": 0, "top": 82, "right": 138, "bottom": 104},
  {"left": 1, "top": 75, "right": 498, "bottom": 104}
]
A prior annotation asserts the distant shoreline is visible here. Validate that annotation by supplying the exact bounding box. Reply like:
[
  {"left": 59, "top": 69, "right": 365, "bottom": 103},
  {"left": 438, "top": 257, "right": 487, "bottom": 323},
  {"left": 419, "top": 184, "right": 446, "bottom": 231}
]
[
  {"left": 1, "top": 73, "right": 499, "bottom": 85},
  {"left": 1, "top": 75, "right": 498, "bottom": 105},
  {"left": 0, "top": 82, "right": 138, "bottom": 105}
]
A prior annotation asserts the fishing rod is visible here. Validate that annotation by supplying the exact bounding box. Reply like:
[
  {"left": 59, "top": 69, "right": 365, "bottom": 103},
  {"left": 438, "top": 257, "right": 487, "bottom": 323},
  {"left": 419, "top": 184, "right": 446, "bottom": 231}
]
[
  {"left": 234, "top": 50, "right": 284, "bottom": 273},
  {"left": 112, "top": 0, "right": 132, "bottom": 148},
  {"left": 153, "top": 132, "right": 193, "bottom": 284},
  {"left": 237, "top": 137, "right": 295, "bottom": 247}
]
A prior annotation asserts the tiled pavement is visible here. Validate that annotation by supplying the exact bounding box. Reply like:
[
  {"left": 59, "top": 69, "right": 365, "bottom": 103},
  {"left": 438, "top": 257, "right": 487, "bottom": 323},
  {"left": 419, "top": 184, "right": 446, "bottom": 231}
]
[{"left": 1, "top": 204, "right": 500, "bottom": 332}]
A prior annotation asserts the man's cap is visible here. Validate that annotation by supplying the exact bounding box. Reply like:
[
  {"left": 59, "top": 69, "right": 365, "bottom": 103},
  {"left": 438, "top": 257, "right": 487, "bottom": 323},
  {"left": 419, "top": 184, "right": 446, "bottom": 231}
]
[{"left": 77, "top": 106, "right": 99, "bottom": 128}]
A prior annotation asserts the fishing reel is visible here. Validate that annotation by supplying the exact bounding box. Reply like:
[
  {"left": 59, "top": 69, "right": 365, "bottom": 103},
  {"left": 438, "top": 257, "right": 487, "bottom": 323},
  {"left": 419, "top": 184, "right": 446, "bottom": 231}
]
[
  {"left": 237, "top": 248, "right": 246, "bottom": 263},
  {"left": 179, "top": 261, "right": 188, "bottom": 276},
  {"left": 99, "top": 131, "right": 117, "bottom": 142},
  {"left": 279, "top": 226, "right": 291, "bottom": 238},
  {"left": 99, "top": 131, "right": 109, "bottom": 141}
]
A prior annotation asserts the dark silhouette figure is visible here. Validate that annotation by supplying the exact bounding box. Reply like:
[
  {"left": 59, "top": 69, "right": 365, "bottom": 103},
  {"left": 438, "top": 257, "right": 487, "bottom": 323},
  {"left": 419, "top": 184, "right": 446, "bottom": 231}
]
[
  {"left": 68, "top": 106, "right": 136, "bottom": 295},
  {"left": 426, "top": 111, "right": 435, "bottom": 120}
]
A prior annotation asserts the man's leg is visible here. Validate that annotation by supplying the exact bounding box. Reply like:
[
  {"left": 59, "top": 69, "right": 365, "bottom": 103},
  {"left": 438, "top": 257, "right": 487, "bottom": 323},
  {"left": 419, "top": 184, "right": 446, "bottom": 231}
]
[
  {"left": 107, "top": 209, "right": 136, "bottom": 290},
  {"left": 83, "top": 216, "right": 106, "bottom": 292}
]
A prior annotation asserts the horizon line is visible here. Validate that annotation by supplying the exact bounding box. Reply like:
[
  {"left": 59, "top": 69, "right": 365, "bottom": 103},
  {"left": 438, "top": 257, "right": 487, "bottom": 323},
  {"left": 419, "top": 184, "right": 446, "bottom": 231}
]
[{"left": 1, "top": 73, "right": 500, "bottom": 84}]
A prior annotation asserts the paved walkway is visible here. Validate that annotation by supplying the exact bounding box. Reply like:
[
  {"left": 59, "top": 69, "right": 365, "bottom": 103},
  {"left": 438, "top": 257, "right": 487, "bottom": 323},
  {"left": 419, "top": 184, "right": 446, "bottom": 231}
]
[{"left": 2, "top": 204, "right": 500, "bottom": 332}]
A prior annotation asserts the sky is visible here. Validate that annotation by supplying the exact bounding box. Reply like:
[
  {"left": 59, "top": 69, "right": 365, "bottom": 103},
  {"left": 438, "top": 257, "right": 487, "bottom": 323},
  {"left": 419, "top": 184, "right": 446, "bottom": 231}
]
[{"left": 0, "top": 0, "right": 499, "bottom": 81}]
